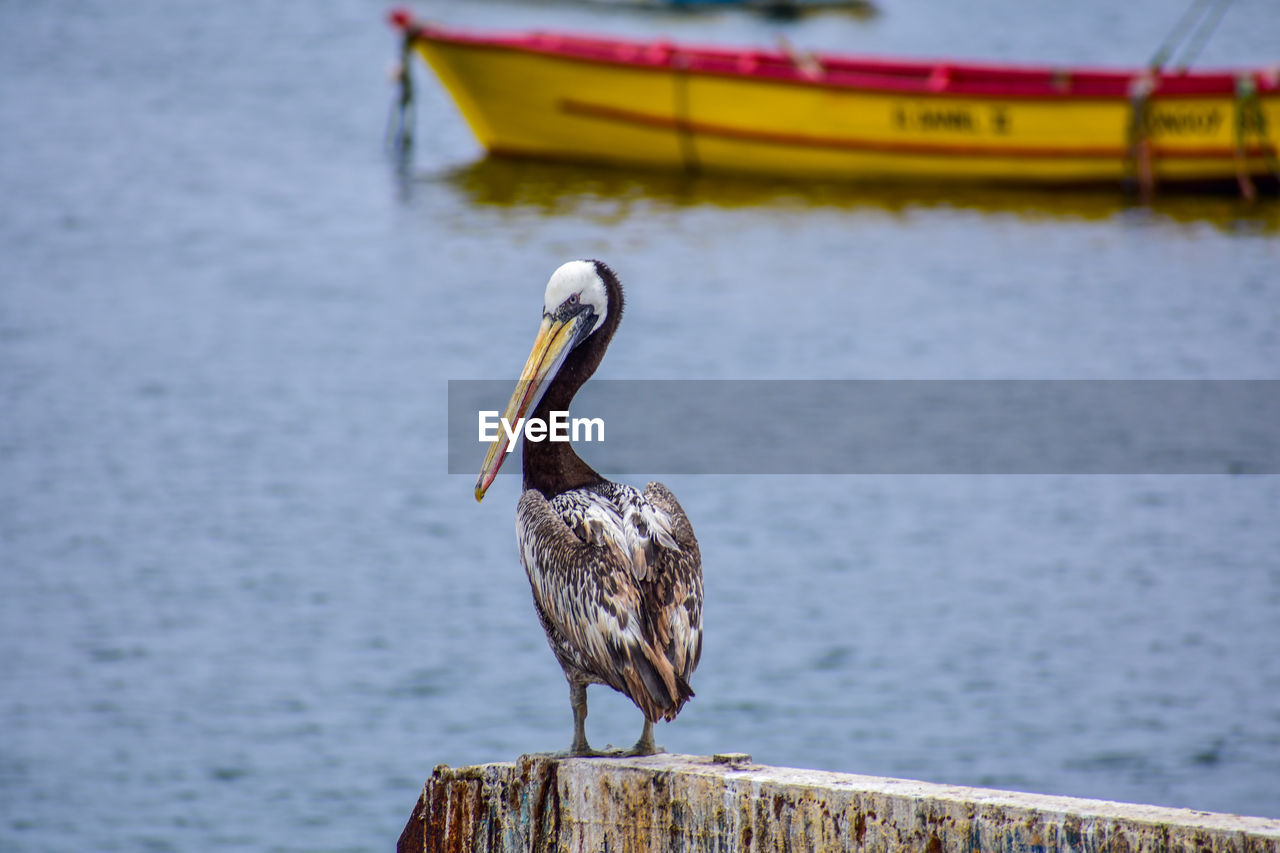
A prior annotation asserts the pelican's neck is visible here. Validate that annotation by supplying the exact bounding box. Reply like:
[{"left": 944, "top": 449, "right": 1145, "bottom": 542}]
[
  {"left": 521, "top": 354, "right": 605, "bottom": 497},
  {"left": 522, "top": 262, "right": 622, "bottom": 498}
]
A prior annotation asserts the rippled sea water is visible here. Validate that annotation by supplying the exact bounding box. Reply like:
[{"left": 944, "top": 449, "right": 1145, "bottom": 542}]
[{"left": 2, "top": 0, "right": 1279, "bottom": 849}]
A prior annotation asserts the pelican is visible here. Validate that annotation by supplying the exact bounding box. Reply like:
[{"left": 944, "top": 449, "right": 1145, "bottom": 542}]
[{"left": 475, "top": 260, "right": 703, "bottom": 756}]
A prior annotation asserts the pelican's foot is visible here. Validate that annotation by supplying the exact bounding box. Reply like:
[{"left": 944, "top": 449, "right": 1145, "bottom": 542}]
[
  {"left": 563, "top": 736, "right": 630, "bottom": 758},
  {"left": 623, "top": 718, "right": 663, "bottom": 756},
  {"left": 529, "top": 742, "right": 609, "bottom": 758},
  {"left": 541, "top": 741, "right": 659, "bottom": 758}
]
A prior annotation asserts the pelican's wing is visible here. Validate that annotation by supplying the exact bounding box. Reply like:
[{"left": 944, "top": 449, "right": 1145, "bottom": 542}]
[
  {"left": 517, "top": 488, "right": 696, "bottom": 722},
  {"left": 643, "top": 481, "right": 703, "bottom": 680}
]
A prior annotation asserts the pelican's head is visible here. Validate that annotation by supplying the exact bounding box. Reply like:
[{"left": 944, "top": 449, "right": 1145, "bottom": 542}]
[
  {"left": 542, "top": 260, "right": 609, "bottom": 336},
  {"left": 474, "top": 261, "right": 612, "bottom": 502}
]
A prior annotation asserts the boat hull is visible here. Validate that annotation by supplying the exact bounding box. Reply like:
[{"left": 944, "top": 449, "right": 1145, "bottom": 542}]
[{"left": 403, "top": 22, "right": 1280, "bottom": 185}]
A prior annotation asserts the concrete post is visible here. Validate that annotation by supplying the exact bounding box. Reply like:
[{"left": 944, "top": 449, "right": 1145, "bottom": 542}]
[{"left": 397, "top": 753, "right": 1280, "bottom": 853}]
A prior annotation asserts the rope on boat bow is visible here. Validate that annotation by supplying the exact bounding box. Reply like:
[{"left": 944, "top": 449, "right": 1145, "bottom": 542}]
[
  {"left": 386, "top": 9, "right": 417, "bottom": 157},
  {"left": 1232, "top": 74, "right": 1280, "bottom": 201},
  {"left": 1148, "top": 0, "right": 1233, "bottom": 73},
  {"left": 1125, "top": 74, "right": 1156, "bottom": 201},
  {"left": 1133, "top": 0, "right": 1231, "bottom": 199},
  {"left": 1137, "top": 0, "right": 1277, "bottom": 200}
]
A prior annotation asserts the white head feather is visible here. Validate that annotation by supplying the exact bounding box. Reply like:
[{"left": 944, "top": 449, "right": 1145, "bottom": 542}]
[{"left": 544, "top": 260, "right": 608, "bottom": 336}]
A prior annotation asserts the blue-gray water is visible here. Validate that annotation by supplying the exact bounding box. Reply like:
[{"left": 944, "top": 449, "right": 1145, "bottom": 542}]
[{"left": 2, "top": 0, "right": 1279, "bottom": 850}]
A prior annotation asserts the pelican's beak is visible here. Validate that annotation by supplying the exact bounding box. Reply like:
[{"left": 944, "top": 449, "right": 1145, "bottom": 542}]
[{"left": 475, "top": 310, "right": 593, "bottom": 502}]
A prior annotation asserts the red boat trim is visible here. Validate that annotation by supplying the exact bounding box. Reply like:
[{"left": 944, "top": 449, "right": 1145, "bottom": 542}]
[
  {"left": 410, "top": 22, "right": 1278, "bottom": 101},
  {"left": 561, "top": 99, "right": 1275, "bottom": 161}
]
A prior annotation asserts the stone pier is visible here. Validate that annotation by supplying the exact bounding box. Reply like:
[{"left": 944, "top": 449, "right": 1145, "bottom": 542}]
[{"left": 397, "top": 753, "right": 1280, "bottom": 853}]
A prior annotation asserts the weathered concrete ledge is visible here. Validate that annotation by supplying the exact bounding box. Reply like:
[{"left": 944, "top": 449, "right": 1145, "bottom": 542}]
[{"left": 397, "top": 753, "right": 1280, "bottom": 853}]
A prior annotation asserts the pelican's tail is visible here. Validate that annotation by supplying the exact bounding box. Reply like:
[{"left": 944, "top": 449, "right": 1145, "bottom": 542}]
[{"left": 624, "top": 647, "right": 696, "bottom": 723}]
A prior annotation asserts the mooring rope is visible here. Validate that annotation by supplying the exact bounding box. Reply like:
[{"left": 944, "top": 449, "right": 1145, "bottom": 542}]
[
  {"left": 1126, "top": 74, "right": 1156, "bottom": 200},
  {"left": 1170, "top": 0, "right": 1233, "bottom": 72},
  {"left": 1232, "top": 74, "right": 1280, "bottom": 200},
  {"left": 386, "top": 12, "right": 416, "bottom": 157},
  {"left": 1149, "top": 0, "right": 1212, "bottom": 70},
  {"left": 1139, "top": 0, "right": 1256, "bottom": 199},
  {"left": 1148, "top": 0, "right": 1232, "bottom": 71}
]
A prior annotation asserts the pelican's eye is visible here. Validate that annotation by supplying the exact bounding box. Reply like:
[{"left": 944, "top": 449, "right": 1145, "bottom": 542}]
[{"left": 552, "top": 291, "right": 588, "bottom": 323}]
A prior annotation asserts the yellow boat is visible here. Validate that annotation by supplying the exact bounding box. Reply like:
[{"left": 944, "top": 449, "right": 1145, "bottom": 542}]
[{"left": 388, "top": 11, "right": 1280, "bottom": 189}]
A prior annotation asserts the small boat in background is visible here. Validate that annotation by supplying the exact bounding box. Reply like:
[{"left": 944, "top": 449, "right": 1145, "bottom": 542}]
[
  {"left": 552, "top": 0, "right": 876, "bottom": 17},
  {"left": 387, "top": 11, "right": 1280, "bottom": 191}
]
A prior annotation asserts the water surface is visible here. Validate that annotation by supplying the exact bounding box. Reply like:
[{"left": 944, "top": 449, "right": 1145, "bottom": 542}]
[{"left": 2, "top": 0, "right": 1278, "bottom": 850}]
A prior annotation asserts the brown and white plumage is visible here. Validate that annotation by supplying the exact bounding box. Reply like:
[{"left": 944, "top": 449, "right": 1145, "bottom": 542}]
[
  {"left": 475, "top": 260, "right": 703, "bottom": 755},
  {"left": 519, "top": 480, "right": 702, "bottom": 724}
]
